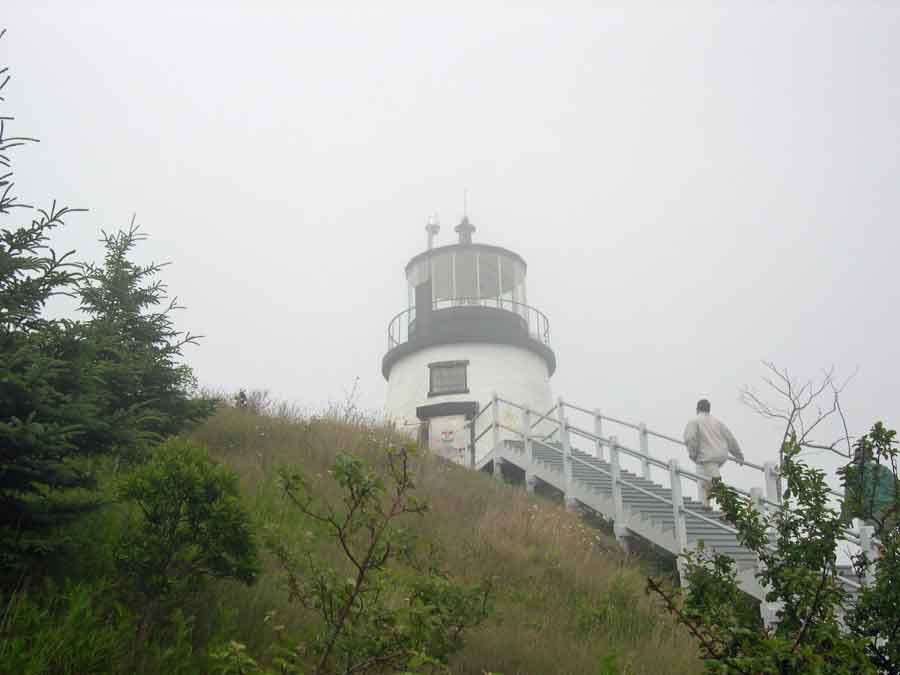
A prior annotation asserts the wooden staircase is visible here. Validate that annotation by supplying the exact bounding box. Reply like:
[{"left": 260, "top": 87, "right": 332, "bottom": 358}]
[{"left": 469, "top": 395, "right": 872, "bottom": 611}]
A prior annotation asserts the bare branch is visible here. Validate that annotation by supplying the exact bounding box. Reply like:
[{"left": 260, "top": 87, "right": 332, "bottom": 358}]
[
  {"left": 798, "top": 440, "right": 852, "bottom": 460},
  {"left": 833, "top": 370, "right": 857, "bottom": 458},
  {"left": 742, "top": 362, "right": 854, "bottom": 472}
]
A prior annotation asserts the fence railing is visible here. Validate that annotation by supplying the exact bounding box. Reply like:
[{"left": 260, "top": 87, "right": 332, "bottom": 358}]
[
  {"left": 387, "top": 298, "right": 552, "bottom": 350},
  {"left": 463, "top": 392, "right": 877, "bottom": 575}
]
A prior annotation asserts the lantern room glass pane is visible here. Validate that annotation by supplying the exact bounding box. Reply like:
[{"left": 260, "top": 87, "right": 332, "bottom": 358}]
[
  {"left": 406, "top": 259, "right": 430, "bottom": 308},
  {"left": 515, "top": 261, "right": 527, "bottom": 304},
  {"left": 500, "top": 256, "right": 515, "bottom": 304},
  {"left": 405, "top": 248, "right": 528, "bottom": 310},
  {"left": 455, "top": 250, "right": 477, "bottom": 299},
  {"left": 407, "top": 259, "right": 430, "bottom": 287},
  {"left": 478, "top": 254, "right": 499, "bottom": 299},
  {"left": 432, "top": 252, "right": 452, "bottom": 301}
]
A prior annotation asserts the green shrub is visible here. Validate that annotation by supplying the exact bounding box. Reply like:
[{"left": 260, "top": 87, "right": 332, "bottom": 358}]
[
  {"left": 841, "top": 423, "right": 900, "bottom": 672},
  {"left": 0, "top": 38, "right": 210, "bottom": 575},
  {"left": 649, "top": 431, "right": 896, "bottom": 674},
  {"left": 116, "top": 438, "right": 259, "bottom": 638}
]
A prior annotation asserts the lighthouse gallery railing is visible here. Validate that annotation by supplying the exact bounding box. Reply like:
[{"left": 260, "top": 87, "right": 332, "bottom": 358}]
[{"left": 387, "top": 297, "right": 551, "bottom": 350}]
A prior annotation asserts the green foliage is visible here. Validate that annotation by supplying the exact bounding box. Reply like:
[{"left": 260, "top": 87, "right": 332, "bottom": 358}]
[
  {"left": 211, "top": 640, "right": 268, "bottom": 675},
  {"left": 189, "top": 405, "right": 700, "bottom": 673},
  {"left": 78, "top": 222, "right": 214, "bottom": 445},
  {"left": 597, "top": 651, "right": 624, "bottom": 675},
  {"left": 0, "top": 37, "right": 209, "bottom": 574},
  {"left": 0, "top": 579, "right": 221, "bottom": 675},
  {"left": 0, "top": 579, "right": 131, "bottom": 674},
  {"left": 649, "top": 428, "right": 900, "bottom": 674},
  {"left": 142, "top": 608, "right": 203, "bottom": 675},
  {"left": 0, "top": 36, "right": 100, "bottom": 571},
  {"left": 116, "top": 438, "right": 259, "bottom": 619},
  {"left": 270, "top": 446, "right": 491, "bottom": 674},
  {"left": 0, "top": 218, "right": 212, "bottom": 573},
  {"left": 839, "top": 422, "right": 898, "bottom": 529},
  {"left": 573, "top": 574, "right": 664, "bottom": 639},
  {"left": 7, "top": 400, "right": 687, "bottom": 674},
  {"left": 841, "top": 423, "right": 900, "bottom": 672}
]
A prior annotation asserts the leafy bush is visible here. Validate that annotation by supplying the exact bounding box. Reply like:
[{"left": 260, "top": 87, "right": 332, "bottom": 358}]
[
  {"left": 649, "top": 425, "right": 900, "bottom": 674},
  {"left": 116, "top": 438, "right": 259, "bottom": 638},
  {"left": 840, "top": 422, "right": 900, "bottom": 672}
]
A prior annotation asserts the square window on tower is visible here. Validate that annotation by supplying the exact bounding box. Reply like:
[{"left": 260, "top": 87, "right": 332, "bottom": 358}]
[{"left": 428, "top": 360, "right": 469, "bottom": 397}]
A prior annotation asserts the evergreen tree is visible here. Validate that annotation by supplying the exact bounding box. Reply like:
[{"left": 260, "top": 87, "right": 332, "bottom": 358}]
[
  {"left": 78, "top": 221, "right": 214, "bottom": 449},
  {"left": 0, "top": 32, "right": 211, "bottom": 575},
  {"left": 0, "top": 28, "right": 98, "bottom": 569}
]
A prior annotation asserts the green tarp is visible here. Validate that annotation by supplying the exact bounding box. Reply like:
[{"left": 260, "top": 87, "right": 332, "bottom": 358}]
[{"left": 842, "top": 460, "right": 898, "bottom": 523}]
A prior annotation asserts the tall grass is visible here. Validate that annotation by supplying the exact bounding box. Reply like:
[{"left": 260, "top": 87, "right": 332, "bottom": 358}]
[{"left": 191, "top": 405, "right": 702, "bottom": 674}]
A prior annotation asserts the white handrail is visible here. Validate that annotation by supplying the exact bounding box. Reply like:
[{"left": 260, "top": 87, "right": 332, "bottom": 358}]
[
  {"left": 471, "top": 424, "right": 494, "bottom": 445},
  {"left": 504, "top": 405, "right": 784, "bottom": 510},
  {"left": 566, "top": 435, "right": 745, "bottom": 535},
  {"left": 488, "top": 397, "right": 852, "bottom": 501},
  {"left": 468, "top": 398, "right": 494, "bottom": 425},
  {"left": 560, "top": 398, "right": 858, "bottom": 500},
  {"left": 568, "top": 425, "right": 670, "bottom": 470},
  {"left": 519, "top": 420, "right": 741, "bottom": 539}
]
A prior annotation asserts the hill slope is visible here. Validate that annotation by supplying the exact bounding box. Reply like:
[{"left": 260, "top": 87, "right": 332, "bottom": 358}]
[{"left": 191, "top": 406, "right": 701, "bottom": 674}]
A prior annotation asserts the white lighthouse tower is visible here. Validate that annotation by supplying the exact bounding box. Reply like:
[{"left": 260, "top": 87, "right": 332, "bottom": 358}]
[{"left": 383, "top": 216, "right": 556, "bottom": 463}]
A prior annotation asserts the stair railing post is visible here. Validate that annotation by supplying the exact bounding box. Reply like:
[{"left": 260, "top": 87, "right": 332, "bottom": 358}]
[
  {"left": 522, "top": 407, "right": 533, "bottom": 463},
  {"left": 593, "top": 409, "right": 604, "bottom": 460},
  {"left": 491, "top": 392, "right": 503, "bottom": 480},
  {"left": 751, "top": 485, "right": 782, "bottom": 628},
  {"left": 749, "top": 486, "right": 764, "bottom": 515},
  {"left": 859, "top": 525, "right": 877, "bottom": 584},
  {"left": 522, "top": 407, "right": 536, "bottom": 493},
  {"left": 764, "top": 462, "right": 780, "bottom": 509},
  {"left": 639, "top": 422, "right": 651, "bottom": 480},
  {"left": 749, "top": 486, "right": 766, "bottom": 564},
  {"left": 669, "top": 459, "right": 688, "bottom": 555},
  {"left": 491, "top": 391, "right": 500, "bottom": 450},
  {"left": 558, "top": 397, "right": 576, "bottom": 511},
  {"left": 610, "top": 436, "right": 627, "bottom": 536}
]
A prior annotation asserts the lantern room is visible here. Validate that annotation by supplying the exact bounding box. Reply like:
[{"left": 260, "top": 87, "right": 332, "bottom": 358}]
[{"left": 404, "top": 218, "right": 528, "bottom": 314}]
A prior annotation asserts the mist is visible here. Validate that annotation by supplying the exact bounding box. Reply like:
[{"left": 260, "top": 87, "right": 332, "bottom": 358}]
[{"left": 6, "top": 2, "right": 899, "bottom": 484}]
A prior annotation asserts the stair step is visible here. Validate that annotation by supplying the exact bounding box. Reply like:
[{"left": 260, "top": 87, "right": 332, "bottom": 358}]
[{"left": 516, "top": 443, "right": 762, "bottom": 578}]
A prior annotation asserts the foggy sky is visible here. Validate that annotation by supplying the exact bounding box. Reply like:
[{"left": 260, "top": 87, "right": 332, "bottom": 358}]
[{"left": 5, "top": 2, "right": 899, "bottom": 486}]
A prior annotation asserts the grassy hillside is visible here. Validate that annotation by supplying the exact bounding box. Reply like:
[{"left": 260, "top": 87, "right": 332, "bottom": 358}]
[{"left": 188, "top": 404, "right": 701, "bottom": 674}]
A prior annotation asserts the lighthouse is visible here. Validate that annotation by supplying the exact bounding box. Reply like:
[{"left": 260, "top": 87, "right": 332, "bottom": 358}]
[{"left": 383, "top": 216, "right": 556, "bottom": 464}]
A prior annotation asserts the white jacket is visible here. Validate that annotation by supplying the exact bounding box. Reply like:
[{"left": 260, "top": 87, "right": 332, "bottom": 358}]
[{"left": 683, "top": 413, "right": 744, "bottom": 465}]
